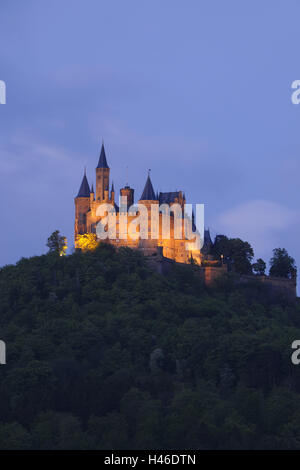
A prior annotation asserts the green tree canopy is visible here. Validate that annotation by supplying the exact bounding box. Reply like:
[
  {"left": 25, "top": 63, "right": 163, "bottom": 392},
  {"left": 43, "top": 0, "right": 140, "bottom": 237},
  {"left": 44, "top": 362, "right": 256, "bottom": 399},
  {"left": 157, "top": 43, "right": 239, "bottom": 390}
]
[
  {"left": 252, "top": 258, "right": 266, "bottom": 276},
  {"left": 0, "top": 243, "right": 299, "bottom": 449},
  {"left": 269, "top": 248, "right": 297, "bottom": 279},
  {"left": 211, "top": 235, "right": 254, "bottom": 274},
  {"left": 46, "top": 231, "right": 67, "bottom": 256}
]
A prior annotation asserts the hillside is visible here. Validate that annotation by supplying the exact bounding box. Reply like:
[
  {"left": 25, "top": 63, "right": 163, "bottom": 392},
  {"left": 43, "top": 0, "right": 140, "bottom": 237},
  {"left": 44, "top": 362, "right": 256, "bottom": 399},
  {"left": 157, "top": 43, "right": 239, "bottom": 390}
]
[{"left": 0, "top": 244, "right": 300, "bottom": 450}]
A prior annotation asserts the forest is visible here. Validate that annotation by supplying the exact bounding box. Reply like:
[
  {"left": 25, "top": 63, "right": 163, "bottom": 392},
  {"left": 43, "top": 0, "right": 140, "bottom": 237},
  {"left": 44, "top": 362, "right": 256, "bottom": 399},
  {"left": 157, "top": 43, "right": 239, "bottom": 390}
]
[{"left": 0, "top": 241, "right": 300, "bottom": 449}]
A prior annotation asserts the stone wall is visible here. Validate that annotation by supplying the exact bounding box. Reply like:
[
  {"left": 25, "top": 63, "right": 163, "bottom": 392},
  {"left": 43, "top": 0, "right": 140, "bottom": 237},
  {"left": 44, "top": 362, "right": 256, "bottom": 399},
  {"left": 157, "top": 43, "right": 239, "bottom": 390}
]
[
  {"left": 145, "top": 249, "right": 297, "bottom": 299},
  {"left": 239, "top": 274, "right": 296, "bottom": 300}
]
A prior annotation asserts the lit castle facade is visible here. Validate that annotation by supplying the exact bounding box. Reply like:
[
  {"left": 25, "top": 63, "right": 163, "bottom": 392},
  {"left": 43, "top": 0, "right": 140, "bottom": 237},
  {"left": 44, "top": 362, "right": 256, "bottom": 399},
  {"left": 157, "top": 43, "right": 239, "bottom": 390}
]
[{"left": 75, "top": 144, "right": 212, "bottom": 264}]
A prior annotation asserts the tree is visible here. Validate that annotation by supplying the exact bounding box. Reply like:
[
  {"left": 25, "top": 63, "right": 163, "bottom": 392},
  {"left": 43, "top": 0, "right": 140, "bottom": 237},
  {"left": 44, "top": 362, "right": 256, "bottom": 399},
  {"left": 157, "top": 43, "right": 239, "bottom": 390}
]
[
  {"left": 47, "top": 231, "right": 67, "bottom": 256},
  {"left": 269, "top": 248, "right": 297, "bottom": 279},
  {"left": 252, "top": 258, "right": 266, "bottom": 276},
  {"left": 0, "top": 422, "right": 32, "bottom": 450},
  {"left": 211, "top": 235, "right": 230, "bottom": 259},
  {"left": 212, "top": 235, "right": 254, "bottom": 274},
  {"left": 0, "top": 242, "right": 299, "bottom": 450},
  {"left": 76, "top": 233, "right": 98, "bottom": 251}
]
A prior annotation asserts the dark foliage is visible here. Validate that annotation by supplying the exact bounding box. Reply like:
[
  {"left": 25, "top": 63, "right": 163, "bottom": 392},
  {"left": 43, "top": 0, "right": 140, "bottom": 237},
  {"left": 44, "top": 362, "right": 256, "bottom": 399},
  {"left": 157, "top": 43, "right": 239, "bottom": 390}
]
[
  {"left": 252, "top": 258, "right": 267, "bottom": 276},
  {"left": 269, "top": 248, "right": 297, "bottom": 279},
  {"left": 0, "top": 244, "right": 300, "bottom": 449},
  {"left": 211, "top": 235, "right": 254, "bottom": 274}
]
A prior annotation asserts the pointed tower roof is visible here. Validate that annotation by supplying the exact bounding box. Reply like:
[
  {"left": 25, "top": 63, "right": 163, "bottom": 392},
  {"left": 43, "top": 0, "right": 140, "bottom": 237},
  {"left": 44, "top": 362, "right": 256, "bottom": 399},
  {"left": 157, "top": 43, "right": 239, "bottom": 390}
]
[
  {"left": 91, "top": 183, "right": 94, "bottom": 193},
  {"left": 140, "top": 173, "right": 156, "bottom": 200},
  {"left": 204, "top": 228, "right": 213, "bottom": 246},
  {"left": 76, "top": 171, "right": 90, "bottom": 198},
  {"left": 111, "top": 181, "right": 115, "bottom": 192},
  {"left": 97, "top": 143, "right": 109, "bottom": 168},
  {"left": 202, "top": 228, "right": 213, "bottom": 255}
]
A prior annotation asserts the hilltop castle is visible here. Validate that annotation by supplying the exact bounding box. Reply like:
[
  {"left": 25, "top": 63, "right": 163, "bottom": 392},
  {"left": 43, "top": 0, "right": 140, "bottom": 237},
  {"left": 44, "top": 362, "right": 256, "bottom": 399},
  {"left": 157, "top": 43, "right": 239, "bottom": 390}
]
[
  {"left": 74, "top": 143, "right": 213, "bottom": 264},
  {"left": 73, "top": 143, "right": 297, "bottom": 297}
]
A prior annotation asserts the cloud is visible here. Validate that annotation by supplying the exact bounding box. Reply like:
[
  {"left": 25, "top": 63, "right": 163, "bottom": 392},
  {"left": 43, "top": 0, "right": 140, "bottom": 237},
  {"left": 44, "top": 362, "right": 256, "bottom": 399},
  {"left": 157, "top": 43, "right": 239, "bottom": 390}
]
[{"left": 214, "top": 200, "right": 300, "bottom": 255}]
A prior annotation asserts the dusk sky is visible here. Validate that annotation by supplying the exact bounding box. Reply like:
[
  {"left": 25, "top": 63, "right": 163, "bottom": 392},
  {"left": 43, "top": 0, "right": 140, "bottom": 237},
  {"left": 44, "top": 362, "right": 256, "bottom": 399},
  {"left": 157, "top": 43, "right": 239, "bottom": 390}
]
[{"left": 1, "top": 1, "right": 300, "bottom": 273}]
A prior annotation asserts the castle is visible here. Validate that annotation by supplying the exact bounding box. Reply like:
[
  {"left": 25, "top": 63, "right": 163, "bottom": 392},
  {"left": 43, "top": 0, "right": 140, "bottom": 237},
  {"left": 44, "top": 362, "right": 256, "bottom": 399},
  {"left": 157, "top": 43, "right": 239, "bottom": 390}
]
[
  {"left": 74, "top": 143, "right": 296, "bottom": 297},
  {"left": 74, "top": 143, "right": 212, "bottom": 264}
]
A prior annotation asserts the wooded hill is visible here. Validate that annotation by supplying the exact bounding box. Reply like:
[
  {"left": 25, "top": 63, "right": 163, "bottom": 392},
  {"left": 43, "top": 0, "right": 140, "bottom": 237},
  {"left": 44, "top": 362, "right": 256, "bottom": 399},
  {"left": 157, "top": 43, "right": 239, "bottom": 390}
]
[{"left": 0, "top": 244, "right": 300, "bottom": 449}]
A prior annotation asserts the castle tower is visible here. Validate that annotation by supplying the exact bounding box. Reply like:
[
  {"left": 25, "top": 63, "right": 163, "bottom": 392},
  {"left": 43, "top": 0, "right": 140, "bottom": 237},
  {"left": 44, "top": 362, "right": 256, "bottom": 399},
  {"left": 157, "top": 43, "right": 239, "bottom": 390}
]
[
  {"left": 138, "top": 172, "right": 159, "bottom": 254},
  {"left": 75, "top": 170, "right": 91, "bottom": 239},
  {"left": 96, "top": 143, "right": 110, "bottom": 202},
  {"left": 120, "top": 185, "right": 134, "bottom": 208},
  {"left": 139, "top": 172, "right": 157, "bottom": 203},
  {"left": 201, "top": 228, "right": 213, "bottom": 259}
]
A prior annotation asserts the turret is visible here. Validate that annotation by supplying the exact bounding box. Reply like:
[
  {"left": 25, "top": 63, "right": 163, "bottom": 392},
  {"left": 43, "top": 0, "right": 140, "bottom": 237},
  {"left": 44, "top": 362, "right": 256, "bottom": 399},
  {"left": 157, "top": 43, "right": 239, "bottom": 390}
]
[
  {"left": 111, "top": 181, "right": 115, "bottom": 204},
  {"left": 75, "top": 170, "right": 91, "bottom": 239},
  {"left": 139, "top": 172, "right": 157, "bottom": 204},
  {"left": 120, "top": 185, "right": 134, "bottom": 208},
  {"left": 96, "top": 142, "right": 110, "bottom": 202},
  {"left": 90, "top": 183, "right": 94, "bottom": 203},
  {"left": 138, "top": 172, "right": 159, "bottom": 244},
  {"left": 201, "top": 228, "right": 213, "bottom": 256}
]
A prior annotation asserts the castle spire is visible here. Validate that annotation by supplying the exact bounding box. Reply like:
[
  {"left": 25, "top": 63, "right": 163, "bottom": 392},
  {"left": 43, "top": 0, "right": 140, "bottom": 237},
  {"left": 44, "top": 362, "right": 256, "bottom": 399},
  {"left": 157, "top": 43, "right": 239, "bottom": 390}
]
[
  {"left": 201, "top": 228, "right": 213, "bottom": 255},
  {"left": 76, "top": 171, "right": 90, "bottom": 198},
  {"left": 140, "top": 171, "right": 156, "bottom": 200},
  {"left": 97, "top": 142, "right": 109, "bottom": 168}
]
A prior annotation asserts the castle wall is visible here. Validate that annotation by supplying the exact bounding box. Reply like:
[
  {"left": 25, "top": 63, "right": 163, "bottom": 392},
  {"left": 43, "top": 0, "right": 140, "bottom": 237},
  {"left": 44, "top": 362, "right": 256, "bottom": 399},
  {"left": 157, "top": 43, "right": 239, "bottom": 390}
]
[
  {"left": 203, "top": 265, "right": 228, "bottom": 285},
  {"left": 239, "top": 274, "right": 296, "bottom": 300},
  {"left": 82, "top": 199, "right": 201, "bottom": 264},
  {"left": 145, "top": 253, "right": 297, "bottom": 299}
]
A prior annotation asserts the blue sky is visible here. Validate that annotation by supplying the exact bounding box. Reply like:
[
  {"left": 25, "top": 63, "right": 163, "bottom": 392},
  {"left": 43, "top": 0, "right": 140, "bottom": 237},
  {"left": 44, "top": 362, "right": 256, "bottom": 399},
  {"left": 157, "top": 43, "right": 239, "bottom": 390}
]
[{"left": 1, "top": 0, "right": 300, "bottom": 273}]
